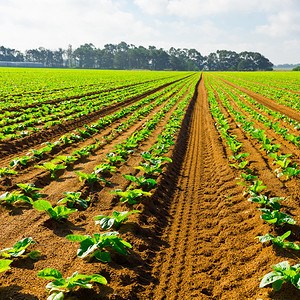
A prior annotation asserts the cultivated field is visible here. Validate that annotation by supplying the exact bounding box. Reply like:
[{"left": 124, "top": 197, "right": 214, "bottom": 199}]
[{"left": 0, "top": 69, "right": 299, "bottom": 300}]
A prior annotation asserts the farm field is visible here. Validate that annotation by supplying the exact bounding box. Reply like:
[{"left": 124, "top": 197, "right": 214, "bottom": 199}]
[{"left": 0, "top": 69, "right": 299, "bottom": 300}]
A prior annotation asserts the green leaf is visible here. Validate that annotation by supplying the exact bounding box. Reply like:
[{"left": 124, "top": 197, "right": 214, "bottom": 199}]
[
  {"left": 260, "top": 271, "right": 283, "bottom": 288},
  {"left": 65, "top": 235, "right": 90, "bottom": 242},
  {"left": 94, "top": 251, "right": 111, "bottom": 262},
  {"left": 89, "top": 274, "right": 108, "bottom": 285},
  {"left": 33, "top": 200, "right": 52, "bottom": 211},
  {"left": 37, "top": 268, "right": 63, "bottom": 280},
  {"left": 0, "top": 259, "right": 12, "bottom": 272}
]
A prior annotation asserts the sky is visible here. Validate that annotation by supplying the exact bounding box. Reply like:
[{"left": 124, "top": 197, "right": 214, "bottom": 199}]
[{"left": 0, "top": 0, "right": 299, "bottom": 65}]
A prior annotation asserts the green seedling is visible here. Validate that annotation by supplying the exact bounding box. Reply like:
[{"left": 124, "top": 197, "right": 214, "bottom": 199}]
[
  {"left": 94, "top": 210, "right": 141, "bottom": 230},
  {"left": 230, "top": 153, "right": 250, "bottom": 161},
  {"left": 9, "top": 156, "right": 33, "bottom": 167},
  {"left": 93, "top": 163, "right": 116, "bottom": 175},
  {"left": 0, "top": 260, "right": 12, "bottom": 273},
  {"left": 75, "top": 171, "right": 110, "bottom": 184},
  {"left": 28, "top": 146, "right": 52, "bottom": 158},
  {"left": 17, "top": 183, "right": 43, "bottom": 199},
  {"left": 248, "top": 195, "right": 284, "bottom": 210},
  {"left": 237, "top": 172, "right": 258, "bottom": 181},
  {"left": 37, "top": 268, "right": 107, "bottom": 300},
  {"left": 0, "top": 191, "right": 33, "bottom": 205},
  {"left": 0, "top": 167, "right": 18, "bottom": 178},
  {"left": 256, "top": 231, "right": 300, "bottom": 250},
  {"left": 0, "top": 237, "right": 40, "bottom": 259},
  {"left": 260, "top": 261, "right": 300, "bottom": 291},
  {"left": 66, "top": 231, "right": 132, "bottom": 262},
  {"left": 71, "top": 149, "right": 90, "bottom": 158},
  {"left": 135, "top": 162, "right": 162, "bottom": 176},
  {"left": 58, "top": 192, "right": 90, "bottom": 208},
  {"left": 277, "top": 167, "right": 300, "bottom": 180},
  {"left": 109, "top": 186, "right": 152, "bottom": 204},
  {"left": 35, "top": 162, "right": 66, "bottom": 179},
  {"left": 123, "top": 174, "right": 157, "bottom": 190},
  {"left": 239, "top": 180, "right": 267, "bottom": 196},
  {"left": 229, "top": 161, "right": 249, "bottom": 169},
  {"left": 259, "top": 209, "right": 296, "bottom": 226},
  {"left": 33, "top": 200, "right": 77, "bottom": 221},
  {"left": 52, "top": 155, "right": 78, "bottom": 165},
  {"left": 104, "top": 153, "right": 125, "bottom": 165}
]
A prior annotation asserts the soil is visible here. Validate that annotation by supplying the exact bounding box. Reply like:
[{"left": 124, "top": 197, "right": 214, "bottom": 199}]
[{"left": 0, "top": 73, "right": 299, "bottom": 300}]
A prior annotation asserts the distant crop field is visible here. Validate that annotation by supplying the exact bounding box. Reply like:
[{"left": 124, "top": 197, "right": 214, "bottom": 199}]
[{"left": 0, "top": 69, "right": 299, "bottom": 300}]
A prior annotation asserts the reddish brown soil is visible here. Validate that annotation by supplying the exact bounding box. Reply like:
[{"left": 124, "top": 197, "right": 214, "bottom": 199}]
[{"left": 0, "top": 74, "right": 299, "bottom": 300}]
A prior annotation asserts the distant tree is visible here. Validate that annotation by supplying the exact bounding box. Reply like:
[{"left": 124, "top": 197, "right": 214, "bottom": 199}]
[
  {"left": 0, "top": 46, "right": 23, "bottom": 62},
  {"left": 73, "top": 43, "right": 96, "bottom": 68},
  {"left": 292, "top": 66, "right": 300, "bottom": 71}
]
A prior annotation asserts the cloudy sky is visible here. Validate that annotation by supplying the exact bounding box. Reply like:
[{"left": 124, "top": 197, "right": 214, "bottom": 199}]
[{"left": 1, "top": 0, "right": 299, "bottom": 65}]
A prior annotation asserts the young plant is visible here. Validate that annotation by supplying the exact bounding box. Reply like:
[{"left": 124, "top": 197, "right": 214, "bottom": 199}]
[
  {"left": 237, "top": 172, "right": 258, "bottom": 181},
  {"left": 17, "top": 183, "right": 43, "bottom": 200},
  {"left": 94, "top": 210, "right": 140, "bottom": 230},
  {"left": 0, "top": 260, "right": 12, "bottom": 273},
  {"left": 134, "top": 162, "right": 162, "bottom": 177},
  {"left": 37, "top": 268, "right": 107, "bottom": 300},
  {"left": 260, "top": 261, "right": 300, "bottom": 291},
  {"left": 123, "top": 174, "right": 157, "bottom": 190},
  {"left": 35, "top": 162, "right": 66, "bottom": 179},
  {"left": 109, "top": 186, "right": 152, "bottom": 204},
  {"left": 75, "top": 171, "right": 110, "bottom": 184},
  {"left": 0, "top": 237, "right": 40, "bottom": 259},
  {"left": 58, "top": 192, "right": 90, "bottom": 208},
  {"left": 52, "top": 155, "right": 78, "bottom": 165},
  {"left": 104, "top": 153, "right": 125, "bottom": 166},
  {"left": 259, "top": 209, "right": 296, "bottom": 226},
  {"left": 93, "top": 163, "right": 116, "bottom": 176},
  {"left": 256, "top": 231, "right": 300, "bottom": 250},
  {"left": 66, "top": 231, "right": 132, "bottom": 262},
  {"left": 0, "top": 191, "right": 33, "bottom": 205},
  {"left": 248, "top": 195, "right": 284, "bottom": 210},
  {"left": 33, "top": 200, "right": 77, "bottom": 221},
  {"left": 9, "top": 156, "right": 33, "bottom": 168},
  {"left": 230, "top": 152, "right": 250, "bottom": 161},
  {"left": 0, "top": 167, "right": 18, "bottom": 178},
  {"left": 277, "top": 167, "right": 300, "bottom": 180},
  {"left": 239, "top": 180, "right": 267, "bottom": 196},
  {"left": 229, "top": 161, "right": 249, "bottom": 170}
]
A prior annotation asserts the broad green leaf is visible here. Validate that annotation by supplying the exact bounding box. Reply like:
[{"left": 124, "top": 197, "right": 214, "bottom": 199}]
[
  {"left": 0, "top": 259, "right": 12, "bottom": 272},
  {"left": 89, "top": 274, "right": 108, "bottom": 285},
  {"left": 33, "top": 200, "right": 52, "bottom": 211},
  {"left": 94, "top": 251, "right": 111, "bottom": 262},
  {"left": 65, "top": 235, "right": 89, "bottom": 242},
  {"left": 260, "top": 271, "right": 283, "bottom": 288},
  {"left": 37, "top": 268, "right": 63, "bottom": 280}
]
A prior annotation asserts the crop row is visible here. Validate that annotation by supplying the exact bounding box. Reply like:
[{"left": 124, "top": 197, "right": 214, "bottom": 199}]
[
  {"left": 0, "top": 75, "right": 191, "bottom": 141},
  {"left": 214, "top": 72, "right": 300, "bottom": 111},
  {"left": 0, "top": 75, "right": 195, "bottom": 181},
  {"left": 205, "top": 75, "right": 300, "bottom": 293}
]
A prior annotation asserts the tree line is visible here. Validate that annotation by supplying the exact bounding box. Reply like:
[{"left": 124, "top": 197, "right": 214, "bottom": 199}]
[{"left": 0, "top": 42, "right": 273, "bottom": 71}]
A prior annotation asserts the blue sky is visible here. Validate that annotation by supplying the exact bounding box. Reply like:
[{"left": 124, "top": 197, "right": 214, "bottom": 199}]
[{"left": 0, "top": 0, "right": 299, "bottom": 64}]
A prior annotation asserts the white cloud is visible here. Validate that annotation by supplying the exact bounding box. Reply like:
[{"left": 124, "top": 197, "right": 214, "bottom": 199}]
[
  {"left": 134, "top": 0, "right": 285, "bottom": 18},
  {"left": 256, "top": 9, "right": 300, "bottom": 37}
]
